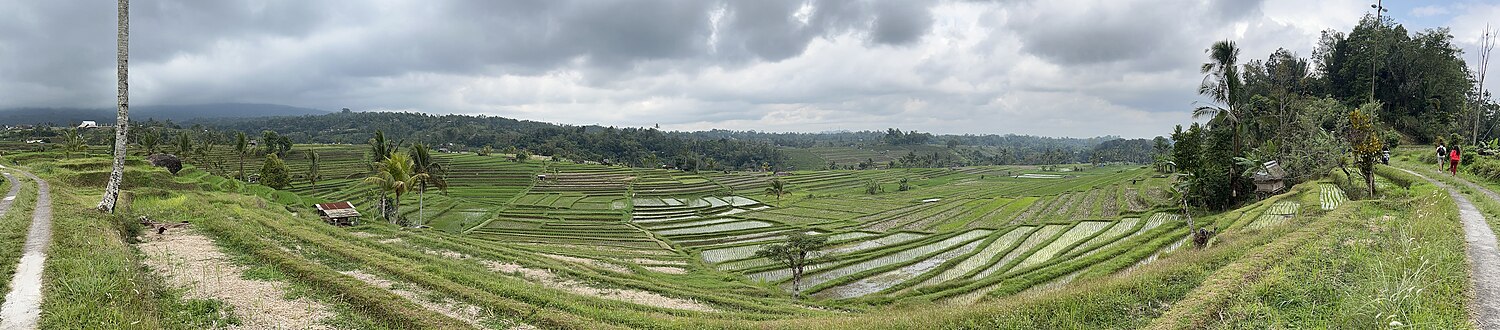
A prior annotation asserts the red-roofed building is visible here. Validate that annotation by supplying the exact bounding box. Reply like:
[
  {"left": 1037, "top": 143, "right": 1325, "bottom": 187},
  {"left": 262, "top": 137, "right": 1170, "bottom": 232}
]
[{"left": 315, "top": 201, "right": 361, "bottom": 226}]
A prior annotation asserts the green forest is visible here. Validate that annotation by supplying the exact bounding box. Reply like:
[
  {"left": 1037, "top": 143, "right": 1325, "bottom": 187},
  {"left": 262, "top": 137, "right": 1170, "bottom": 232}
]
[{"left": 1169, "top": 14, "right": 1496, "bottom": 210}]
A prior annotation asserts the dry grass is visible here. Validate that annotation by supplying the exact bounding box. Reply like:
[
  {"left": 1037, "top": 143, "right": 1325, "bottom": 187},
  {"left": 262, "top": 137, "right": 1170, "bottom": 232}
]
[{"left": 139, "top": 231, "right": 332, "bottom": 329}]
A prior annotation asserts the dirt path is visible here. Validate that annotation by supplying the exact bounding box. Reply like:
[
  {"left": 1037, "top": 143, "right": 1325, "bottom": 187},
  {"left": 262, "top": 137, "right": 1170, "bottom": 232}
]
[
  {"left": 0, "top": 168, "right": 50, "bottom": 329},
  {"left": 140, "top": 230, "right": 333, "bottom": 329},
  {"left": 1397, "top": 168, "right": 1500, "bottom": 329},
  {"left": 0, "top": 173, "right": 21, "bottom": 217}
]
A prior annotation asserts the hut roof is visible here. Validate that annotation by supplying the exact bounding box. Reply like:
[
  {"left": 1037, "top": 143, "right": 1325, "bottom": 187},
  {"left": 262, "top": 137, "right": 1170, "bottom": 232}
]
[{"left": 315, "top": 202, "right": 361, "bottom": 218}]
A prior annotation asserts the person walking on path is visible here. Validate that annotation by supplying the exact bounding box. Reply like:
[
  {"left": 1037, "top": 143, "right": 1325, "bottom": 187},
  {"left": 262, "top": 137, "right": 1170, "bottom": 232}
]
[
  {"left": 1439, "top": 143, "right": 1449, "bottom": 170},
  {"left": 1451, "top": 145, "right": 1463, "bottom": 175}
]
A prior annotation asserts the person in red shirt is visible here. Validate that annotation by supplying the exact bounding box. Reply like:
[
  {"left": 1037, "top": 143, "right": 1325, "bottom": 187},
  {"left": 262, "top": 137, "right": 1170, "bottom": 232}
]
[{"left": 1451, "top": 146, "right": 1462, "bottom": 175}]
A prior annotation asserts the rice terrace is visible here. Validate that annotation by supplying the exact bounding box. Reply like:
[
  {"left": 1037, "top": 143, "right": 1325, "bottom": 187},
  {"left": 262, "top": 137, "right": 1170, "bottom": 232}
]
[{"left": 3, "top": 0, "right": 1500, "bottom": 329}]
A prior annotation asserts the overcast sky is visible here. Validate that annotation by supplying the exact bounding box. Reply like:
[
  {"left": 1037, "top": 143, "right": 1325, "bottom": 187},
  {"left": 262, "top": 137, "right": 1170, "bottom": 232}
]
[{"left": 1, "top": 0, "right": 1497, "bottom": 138}]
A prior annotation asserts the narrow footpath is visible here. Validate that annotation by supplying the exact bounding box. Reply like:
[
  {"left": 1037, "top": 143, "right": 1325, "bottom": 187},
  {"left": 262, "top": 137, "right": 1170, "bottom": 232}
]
[
  {"left": 0, "top": 173, "right": 22, "bottom": 221},
  {"left": 1397, "top": 167, "right": 1500, "bottom": 330},
  {"left": 0, "top": 167, "right": 52, "bottom": 330}
]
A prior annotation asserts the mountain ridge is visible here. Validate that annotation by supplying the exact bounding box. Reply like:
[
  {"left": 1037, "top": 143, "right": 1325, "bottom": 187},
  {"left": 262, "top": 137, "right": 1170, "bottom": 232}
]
[{"left": 0, "top": 103, "right": 329, "bottom": 126}]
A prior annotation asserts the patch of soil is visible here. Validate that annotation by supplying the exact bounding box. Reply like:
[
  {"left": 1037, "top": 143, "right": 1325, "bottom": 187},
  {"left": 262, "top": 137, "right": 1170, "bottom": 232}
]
[
  {"left": 481, "top": 260, "right": 714, "bottom": 312},
  {"left": 139, "top": 231, "right": 332, "bottom": 330},
  {"left": 425, "top": 249, "right": 469, "bottom": 260},
  {"left": 541, "top": 254, "right": 630, "bottom": 273},
  {"left": 627, "top": 258, "right": 687, "bottom": 266},
  {"left": 640, "top": 266, "right": 687, "bottom": 274},
  {"left": 1123, "top": 188, "right": 1149, "bottom": 212},
  {"left": 340, "top": 269, "right": 494, "bottom": 328},
  {"left": 1097, "top": 186, "right": 1120, "bottom": 218}
]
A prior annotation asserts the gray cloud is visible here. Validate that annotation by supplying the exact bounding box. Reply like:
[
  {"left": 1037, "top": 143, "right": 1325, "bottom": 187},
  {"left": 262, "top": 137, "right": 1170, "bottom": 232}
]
[{"left": 0, "top": 0, "right": 1487, "bottom": 138}]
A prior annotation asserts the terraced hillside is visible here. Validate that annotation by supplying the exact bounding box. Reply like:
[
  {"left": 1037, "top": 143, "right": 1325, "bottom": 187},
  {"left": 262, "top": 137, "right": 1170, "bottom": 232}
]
[{"left": 13, "top": 146, "right": 1465, "bottom": 329}]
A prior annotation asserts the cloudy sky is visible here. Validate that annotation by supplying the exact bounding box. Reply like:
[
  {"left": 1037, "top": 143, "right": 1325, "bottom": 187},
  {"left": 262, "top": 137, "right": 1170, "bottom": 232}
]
[{"left": 1, "top": 0, "right": 1497, "bottom": 138}]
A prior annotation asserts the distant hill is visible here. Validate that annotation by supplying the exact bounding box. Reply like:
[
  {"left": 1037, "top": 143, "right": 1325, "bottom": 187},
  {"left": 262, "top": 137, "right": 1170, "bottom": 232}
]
[{"left": 0, "top": 103, "right": 329, "bottom": 126}]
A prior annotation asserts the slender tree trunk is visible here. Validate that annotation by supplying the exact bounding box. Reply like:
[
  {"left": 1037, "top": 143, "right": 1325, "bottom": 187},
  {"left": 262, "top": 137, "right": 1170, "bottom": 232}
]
[
  {"left": 418, "top": 184, "right": 425, "bottom": 227},
  {"left": 792, "top": 268, "right": 802, "bottom": 299},
  {"left": 98, "top": 0, "right": 129, "bottom": 213},
  {"left": 238, "top": 154, "right": 244, "bottom": 181},
  {"left": 391, "top": 194, "right": 401, "bottom": 225}
]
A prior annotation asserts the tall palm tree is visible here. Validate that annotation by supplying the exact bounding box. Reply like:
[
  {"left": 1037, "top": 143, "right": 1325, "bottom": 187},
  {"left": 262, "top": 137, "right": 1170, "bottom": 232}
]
[
  {"left": 407, "top": 143, "right": 446, "bottom": 227},
  {"left": 1195, "top": 39, "right": 1245, "bottom": 196},
  {"left": 235, "top": 131, "right": 248, "bottom": 180},
  {"left": 364, "top": 152, "right": 428, "bottom": 225},
  {"left": 1194, "top": 40, "right": 1242, "bottom": 130},
  {"left": 98, "top": 0, "right": 130, "bottom": 213}
]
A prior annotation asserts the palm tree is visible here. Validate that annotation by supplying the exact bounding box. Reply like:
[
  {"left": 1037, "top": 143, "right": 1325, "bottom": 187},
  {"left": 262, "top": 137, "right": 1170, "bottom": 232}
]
[
  {"left": 1194, "top": 40, "right": 1243, "bottom": 131},
  {"left": 98, "top": 0, "right": 130, "bottom": 213},
  {"left": 138, "top": 127, "right": 161, "bottom": 154},
  {"left": 1195, "top": 39, "right": 1245, "bottom": 196},
  {"left": 369, "top": 130, "right": 393, "bottom": 163},
  {"left": 764, "top": 178, "right": 788, "bottom": 201},
  {"left": 234, "top": 131, "right": 248, "bottom": 180},
  {"left": 364, "top": 152, "right": 428, "bottom": 226},
  {"left": 175, "top": 131, "right": 192, "bottom": 158},
  {"left": 62, "top": 128, "right": 87, "bottom": 158},
  {"left": 408, "top": 143, "right": 446, "bottom": 227},
  {"left": 307, "top": 150, "right": 320, "bottom": 186}
]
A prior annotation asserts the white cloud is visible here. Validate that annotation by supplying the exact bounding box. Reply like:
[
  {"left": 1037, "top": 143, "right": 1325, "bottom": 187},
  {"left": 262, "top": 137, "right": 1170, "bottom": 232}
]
[{"left": 1412, "top": 5, "right": 1451, "bottom": 17}]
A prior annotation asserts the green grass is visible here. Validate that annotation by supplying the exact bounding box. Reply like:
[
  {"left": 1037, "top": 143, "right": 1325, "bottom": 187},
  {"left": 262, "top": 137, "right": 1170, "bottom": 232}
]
[
  {"left": 1147, "top": 168, "right": 1469, "bottom": 329},
  {"left": 29, "top": 164, "right": 239, "bottom": 329},
  {"left": 0, "top": 172, "right": 37, "bottom": 307},
  {"left": 1, "top": 147, "right": 1476, "bottom": 329}
]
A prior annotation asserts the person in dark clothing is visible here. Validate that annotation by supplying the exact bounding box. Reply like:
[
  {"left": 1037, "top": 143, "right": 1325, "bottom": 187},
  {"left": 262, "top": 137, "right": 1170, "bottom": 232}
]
[{"left": 1438, "top": 143, "right": 1448, "bottom": 170}]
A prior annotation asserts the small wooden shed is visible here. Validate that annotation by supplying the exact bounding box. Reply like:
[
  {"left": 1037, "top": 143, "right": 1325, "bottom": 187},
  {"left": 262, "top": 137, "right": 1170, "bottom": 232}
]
[
  {"left": 315, "top": 201, "right": 361, "bottom": 226},
  {"left": 1252, "top": 160, "right": 1286, "bottom": 196}
]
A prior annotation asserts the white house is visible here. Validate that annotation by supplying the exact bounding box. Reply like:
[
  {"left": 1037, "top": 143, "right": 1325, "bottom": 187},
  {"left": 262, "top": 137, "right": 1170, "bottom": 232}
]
[{"left": 77, "top": 121, "right": 98, "bottom": 128}]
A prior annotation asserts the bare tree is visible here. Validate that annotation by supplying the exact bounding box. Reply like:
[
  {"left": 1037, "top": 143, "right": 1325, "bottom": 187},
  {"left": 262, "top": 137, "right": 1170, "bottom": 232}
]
[
  {"left": 98, "top": 0, "right": 129, "bottom": 213},
  {"left": 1477, "top": 24, "right": 1495, "bottom": 145}
]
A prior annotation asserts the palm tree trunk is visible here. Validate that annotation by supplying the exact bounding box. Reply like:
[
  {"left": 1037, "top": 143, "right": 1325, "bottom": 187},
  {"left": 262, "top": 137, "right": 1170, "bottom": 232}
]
[
  {"left": 98, "top": 0, "right": 129, "bottom": 213},
  {"left": 418, "top": 184, "right": 425, "bottom": 227}
]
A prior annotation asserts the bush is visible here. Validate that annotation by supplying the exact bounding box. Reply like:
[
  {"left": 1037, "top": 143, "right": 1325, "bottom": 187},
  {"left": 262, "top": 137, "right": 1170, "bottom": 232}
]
[
  {"left": 258, "top": 154, "right": 291, "bottom": 189},
  {"left": 1466, "top": 157, "right": 1500, "bottom": 182}
]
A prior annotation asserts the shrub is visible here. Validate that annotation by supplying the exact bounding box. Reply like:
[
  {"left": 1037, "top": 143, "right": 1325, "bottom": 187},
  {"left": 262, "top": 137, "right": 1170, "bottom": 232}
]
[
  {"left": 258, "top": 154, "right": 291, "bottom": 189},
  {"left": 1466, "top": 157, "right": 1500, "bottom": 182}
]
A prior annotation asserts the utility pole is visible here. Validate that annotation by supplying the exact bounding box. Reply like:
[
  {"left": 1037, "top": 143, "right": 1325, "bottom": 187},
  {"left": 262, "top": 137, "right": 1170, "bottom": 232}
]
[{"left": 1370, "top": 0, "right": 1387, "bottom": 104}]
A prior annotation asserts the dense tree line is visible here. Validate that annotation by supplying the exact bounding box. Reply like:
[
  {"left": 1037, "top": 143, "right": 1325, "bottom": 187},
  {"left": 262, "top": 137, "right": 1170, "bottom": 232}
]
[
  {"left": 1168, "top": 13, "right": 1494, "bottom": 210},
  {"left": 1088, "top": 138, "right": 1156, "bottom": 164},
  {"left": 1314, "top": 16, "right": 1481, "bottom": 142},
  {"left": 192, "top": 112, "right": 788, "bottom": 171}
]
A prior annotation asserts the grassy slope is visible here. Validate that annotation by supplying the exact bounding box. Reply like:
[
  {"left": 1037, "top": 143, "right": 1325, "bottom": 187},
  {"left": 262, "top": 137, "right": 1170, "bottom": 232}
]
[
  {"left": 1146, "top": 166, "right": 1469, "bottom": 329},
  {"left": 23, "top": 158, "right": 239, "bottom": 329},
  {"left": 4, "top": 148, "right": 1473, "bottom": 329}
]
